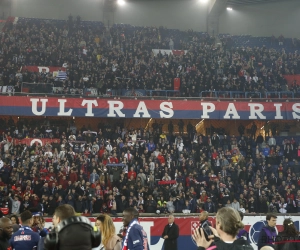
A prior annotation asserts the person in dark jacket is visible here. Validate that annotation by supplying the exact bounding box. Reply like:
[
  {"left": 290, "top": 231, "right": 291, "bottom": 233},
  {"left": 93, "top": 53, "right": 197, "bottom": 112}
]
[
  {"left": 192, "top": 207, "right": 253, "bottom": 250},
  {"left": 237, "top": 211, "right": 249, "bottom": 243},
  {"left": 199, "top": 211, "right": 212, "bottom": 227},
  {"left": 204, "top": 198, "right": 216, "bottom": 213},
  {"left": 161, "top": 215, "right": 179, "bottom": 250},
  {"left": 43, "top": 204, "right": 100, "bottom": 250},
  {"left": 275, "top": 218, "right": 300, "bottom": 250},
  {"left": 257, "top": 214, "right": 277, "bottom": 250},
  {"left": 75, "top": 195, "right": 85, "bottom": 213},
  {"left": 48, "top": 195, "right": 57, "bottom": 215},
  {"left": 0, "top": 217, "right": 13, "bottom": 250}
]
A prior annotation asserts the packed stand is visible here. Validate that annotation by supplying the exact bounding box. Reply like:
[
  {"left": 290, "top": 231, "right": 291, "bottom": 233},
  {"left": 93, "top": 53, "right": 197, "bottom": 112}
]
[
  {"left": 1, "top": 17, "right": 300, "bottom": 97},
  {"left": 0, "top": 117, "right": 300, "bottom": 216}
]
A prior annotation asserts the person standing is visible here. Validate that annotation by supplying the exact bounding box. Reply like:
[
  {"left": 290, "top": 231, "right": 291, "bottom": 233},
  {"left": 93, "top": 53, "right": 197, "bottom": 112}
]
[
  {"left": 9, "top": 210, "right": 40, "bottom": 250},
  {"left": 8, "top": 193, "right": 21, "bottom": 215},
  {"left": 276, "top": 218, "right": 300, "bottom": 250},
  {"left": 122, "top": 207, "right": 149, "bottom": 250},
  {"left": 237, "top": 211, "right": 249, "bottom": 243},
  {"left": 257, "top": 214, "right": 277, "bottom": 250},
  {"left": 95, "top": 214, "right": 121, "bottom": 250},
  {"left": 198, "top": 211, "right": 211, "bottom": 227},
  {"left": 161, "top": 215, "right": 179, "bottom": 250},
  {"left": 44, "top": 204, "right": 100, "bottom": 250},
  {"left": 192, "top": 207, "right": 252, "bottom": 250},
  {"left": 0, "top": 217, "right": 13, "bottom": 250}
]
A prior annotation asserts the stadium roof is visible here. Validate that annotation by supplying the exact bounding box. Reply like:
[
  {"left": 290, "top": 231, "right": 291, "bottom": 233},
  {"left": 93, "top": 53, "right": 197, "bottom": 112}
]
[
  {"left": 131, "top": 0, "right": 297, "bottom": 5},
  {"left": 227, "top": 0, "right": 296, "bottom": 6}
]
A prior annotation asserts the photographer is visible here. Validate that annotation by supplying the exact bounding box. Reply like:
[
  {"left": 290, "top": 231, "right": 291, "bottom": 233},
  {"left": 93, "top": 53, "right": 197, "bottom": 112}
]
[
  {"left": 192, "top": 207, "right": 253, "bottom": 250},
  {"left": 43, "top": 204, "right": 100, "bottom": 250}
]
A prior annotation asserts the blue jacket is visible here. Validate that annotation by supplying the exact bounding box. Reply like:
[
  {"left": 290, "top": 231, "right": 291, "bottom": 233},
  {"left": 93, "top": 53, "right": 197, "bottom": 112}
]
[
  {"left": 10, "top": 226, "right": 40, "bottom": 250},
  {"left": 123, "top": 220, "right": 150, "bottom": 250}
]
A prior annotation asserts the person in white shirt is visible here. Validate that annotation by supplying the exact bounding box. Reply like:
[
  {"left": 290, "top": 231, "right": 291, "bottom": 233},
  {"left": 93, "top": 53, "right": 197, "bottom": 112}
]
[
  {"left": 44, "top": 149, "right": 53, "bottom": 158},
  {"left": 0, "top": 159, "right": 3, "bottom": 169},
  {"left": 9, "top": 194, "right": 21, "bottom": 214},
  {"left": 253, "top": 74, "right": 258, "bottom": 83},
  {"left": 106, "top": 142, "right": 112, "bottom": 153},
  {"left": 231, "top": 198, "right": 240, "bottom": 211},
  {"left": 268, "top": 136, "right": 276, "bottom": 146},
  {"left": 169, "top": 38, "right": 174, "bottom": 50},
  {"left": 177, "top": 140, "right": 184, "bottom": 153},
  {"left": 124, "top": 150, "right": 132, "bottom": 161},
  {"left": 154, "top": 149, "right": 160, "bottom": 158},
  {"left": 162, "top": 173, "right": 171, "bottom": 181}
]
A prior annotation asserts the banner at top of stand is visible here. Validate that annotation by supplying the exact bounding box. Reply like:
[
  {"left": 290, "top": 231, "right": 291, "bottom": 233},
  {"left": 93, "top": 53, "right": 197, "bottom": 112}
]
[{"left": 0, "top": 96, "right": 300, "bottom": 120}]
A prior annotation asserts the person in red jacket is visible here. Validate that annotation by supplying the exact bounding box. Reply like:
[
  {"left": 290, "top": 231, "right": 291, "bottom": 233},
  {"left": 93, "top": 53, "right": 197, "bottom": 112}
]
[
  {"left": 157, "top": 152, "right": 165, "bottom": 164},
  {"left": 127, "top": 167, "right": 136, "bottom": 179},
  {"left": 69, "top": 168, "right": 78, "bottom": 183},
  {"left": 109, "top": 153, "right": 119, "bottom": 164}
]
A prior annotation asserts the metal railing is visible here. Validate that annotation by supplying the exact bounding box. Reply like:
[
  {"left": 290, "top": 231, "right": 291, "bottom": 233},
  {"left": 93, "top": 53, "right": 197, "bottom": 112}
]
[
  {"left": 200, "top": 91, "right": 295, "bottom": 99},
  {"left": 1, "top": 86, "right": 299, "bottom": 101}
]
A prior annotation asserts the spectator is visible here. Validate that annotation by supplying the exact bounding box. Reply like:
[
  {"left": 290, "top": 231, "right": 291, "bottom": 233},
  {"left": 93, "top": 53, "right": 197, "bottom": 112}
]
[
  {"left": 166, "top": 197, "right": 175, "bottom": 213},
  {"left": 8, "top": 193, "right": 21, "bottom": 214},
  {"left": 231, "top": 198, "right": 240, "bottom": 211}
]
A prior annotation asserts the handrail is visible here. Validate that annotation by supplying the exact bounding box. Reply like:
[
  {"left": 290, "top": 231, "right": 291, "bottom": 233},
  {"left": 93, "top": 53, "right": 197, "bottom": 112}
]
[
  {"left": 146, "top": 90, "right": 180, "bottom": 97},
  {"left": 74, "top": 212, "right": 300, "bottom": 217},
  {"left": 1, "top": 90, "right": 299, "bottom": 101}
]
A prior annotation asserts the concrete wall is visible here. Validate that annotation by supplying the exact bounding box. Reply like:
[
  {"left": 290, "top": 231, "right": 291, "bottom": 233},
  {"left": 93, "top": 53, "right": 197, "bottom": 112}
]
[
  {"left": 7, "top": 0, "right": 208, "bottom": 31},
  {"left": 2, "top": 0, "right": 299, "bottom": 37},
  {"left": 218, "top": 0, "right": 300, "bottom": 37}
]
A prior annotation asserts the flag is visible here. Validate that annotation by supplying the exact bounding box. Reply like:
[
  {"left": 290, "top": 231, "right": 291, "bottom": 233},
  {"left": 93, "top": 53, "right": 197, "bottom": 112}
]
[{"left": 55, "top": 71, "right": 67, "bottom": 81}]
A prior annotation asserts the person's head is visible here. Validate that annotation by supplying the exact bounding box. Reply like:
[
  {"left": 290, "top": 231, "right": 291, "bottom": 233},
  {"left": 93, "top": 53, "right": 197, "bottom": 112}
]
[
  {"left": 266, "top": 213, "right": 277, "bottom": 227},
  {"left": 260, "top": 247, "right": 275, "bottom": 250},
  {"left": 199, "top": 211, "right": 208, "bottom": 222},
  {"left": 20, "top": 210, "right": 34, "bottom": 227},
  {"left": 215, "top": 207, "right": 244, "bottom": 239},
  {"left": 53, "top": 204, "right": 75, "bottom": 228},
  {"left": 282, "top": 218, "right": 299, "bottom": 236},
  {"left": 122, "top": 207, "right": 139, "bottom": 227},
  {"left": 0, "top": 217, "right": 13, "bottom": 239},
  {"left": 96, "top": 214, "right": 116, "bottom": 247},
  {"left": 168, "top": 215, "right": 175, "bottom": 225},
  {"left": 9, "top": 215, "right": 19, "bottom": 225}
]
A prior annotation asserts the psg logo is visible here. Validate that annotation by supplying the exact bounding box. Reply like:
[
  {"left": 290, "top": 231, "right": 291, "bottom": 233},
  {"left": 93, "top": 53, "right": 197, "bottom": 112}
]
[{"left": 191, "top": 221, "right": 200, "bottom": 245}]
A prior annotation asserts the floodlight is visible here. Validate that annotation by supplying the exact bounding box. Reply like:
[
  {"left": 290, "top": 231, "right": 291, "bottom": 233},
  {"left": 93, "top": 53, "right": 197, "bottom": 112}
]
[{"left": 117, "top": 0, "right": 125, "bottom": 6}]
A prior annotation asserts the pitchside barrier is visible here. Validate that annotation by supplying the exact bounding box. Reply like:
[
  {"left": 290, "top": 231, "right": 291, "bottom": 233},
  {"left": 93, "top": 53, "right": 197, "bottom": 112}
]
[{"left": 43, "top": 214, "right": 300, "bottom": 250}]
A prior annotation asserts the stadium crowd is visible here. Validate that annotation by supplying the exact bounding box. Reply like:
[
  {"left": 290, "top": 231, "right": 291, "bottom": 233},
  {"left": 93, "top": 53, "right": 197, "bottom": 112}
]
[
  {"left": 1, "top": 17, "right": 300, "bottom": 97},
  {"left": 0, "top": 117, "right": 300, "bottom": 216}
]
